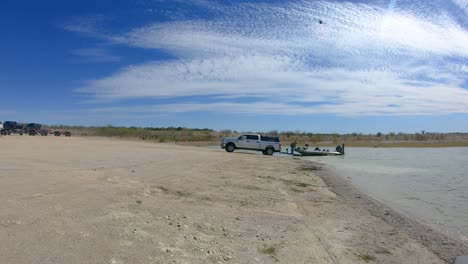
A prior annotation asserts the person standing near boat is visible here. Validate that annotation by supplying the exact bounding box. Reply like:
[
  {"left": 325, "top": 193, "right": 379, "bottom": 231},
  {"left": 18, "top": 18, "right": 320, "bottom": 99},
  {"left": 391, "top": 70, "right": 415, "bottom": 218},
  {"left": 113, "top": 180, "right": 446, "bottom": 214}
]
[{"left": 290, "top": 141, "right": 297, "bottom": 155}]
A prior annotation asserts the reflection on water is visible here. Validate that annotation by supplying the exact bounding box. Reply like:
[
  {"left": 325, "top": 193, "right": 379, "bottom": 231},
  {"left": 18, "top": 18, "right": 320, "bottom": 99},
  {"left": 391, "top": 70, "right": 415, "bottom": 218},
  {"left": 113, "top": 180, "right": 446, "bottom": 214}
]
[{"left": 303, "top": 147, "right": 468, "bottom": 243}]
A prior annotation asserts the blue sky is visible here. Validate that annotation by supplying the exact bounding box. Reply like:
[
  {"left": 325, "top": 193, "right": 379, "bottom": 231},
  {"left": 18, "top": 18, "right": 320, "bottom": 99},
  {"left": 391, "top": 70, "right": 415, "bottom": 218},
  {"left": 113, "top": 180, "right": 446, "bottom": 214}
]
[{"left": 1, "top": 0, "right": 467, "bottom": 133}]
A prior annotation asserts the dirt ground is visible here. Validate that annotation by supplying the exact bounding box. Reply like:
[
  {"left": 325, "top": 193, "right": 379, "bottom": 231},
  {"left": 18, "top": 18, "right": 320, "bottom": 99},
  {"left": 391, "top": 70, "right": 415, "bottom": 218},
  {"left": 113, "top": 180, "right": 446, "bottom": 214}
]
[{"left": 0, "top": 136, "right": 447, "bottom": 263}]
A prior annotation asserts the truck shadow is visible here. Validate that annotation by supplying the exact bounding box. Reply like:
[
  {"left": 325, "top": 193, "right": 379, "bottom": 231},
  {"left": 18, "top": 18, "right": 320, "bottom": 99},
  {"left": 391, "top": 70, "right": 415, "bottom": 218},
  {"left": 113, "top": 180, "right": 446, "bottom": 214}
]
[{"left": 229, "top": 151, "right": 261, "bottom": 156}]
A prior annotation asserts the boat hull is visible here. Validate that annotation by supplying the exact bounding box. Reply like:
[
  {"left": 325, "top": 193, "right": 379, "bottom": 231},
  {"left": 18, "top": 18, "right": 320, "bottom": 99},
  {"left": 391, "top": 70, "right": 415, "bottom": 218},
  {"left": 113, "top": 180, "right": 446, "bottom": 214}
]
[{"left": 295, "top": 150, "right": 343, "bottom": 156}]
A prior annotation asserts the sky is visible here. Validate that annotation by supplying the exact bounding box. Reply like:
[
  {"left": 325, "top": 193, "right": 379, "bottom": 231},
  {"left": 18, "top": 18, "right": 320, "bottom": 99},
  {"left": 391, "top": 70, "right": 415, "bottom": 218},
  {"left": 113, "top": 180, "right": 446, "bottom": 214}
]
[{"left": 0, "top": 0, "right": 467, "bottom": 133}]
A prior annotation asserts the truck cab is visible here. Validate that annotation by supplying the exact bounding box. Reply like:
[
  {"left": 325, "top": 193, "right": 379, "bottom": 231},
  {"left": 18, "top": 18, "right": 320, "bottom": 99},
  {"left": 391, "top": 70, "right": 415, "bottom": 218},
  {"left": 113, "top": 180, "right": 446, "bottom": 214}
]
[{"left": 236, "top": 134, "right": 261, "bottom": 150}]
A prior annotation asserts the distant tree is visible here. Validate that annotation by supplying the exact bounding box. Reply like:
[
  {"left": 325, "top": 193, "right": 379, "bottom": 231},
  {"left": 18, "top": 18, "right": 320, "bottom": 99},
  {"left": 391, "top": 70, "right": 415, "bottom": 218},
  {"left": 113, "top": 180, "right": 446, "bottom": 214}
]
[
  {"left": 266, "top": 130, "right": 279, "bottom": 136},
  {"left": 415, "top": 133, "right": 426, "bottom": 141},
  {"left": 220, "top": 129, "right": 232, "bottom": 136},
  {"left": 283, "top": 131, "right": 294, "bottom": 139}
]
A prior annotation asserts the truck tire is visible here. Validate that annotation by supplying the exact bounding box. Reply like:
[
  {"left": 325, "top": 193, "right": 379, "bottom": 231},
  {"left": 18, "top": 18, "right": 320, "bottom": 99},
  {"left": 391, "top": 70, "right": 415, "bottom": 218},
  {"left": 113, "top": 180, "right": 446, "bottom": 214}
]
[
  {"left": 265, "top": 147, "right": 274, "bottom": 155},
  {"left": 225, "top": 143, "right": 235, "bottom": 152}
]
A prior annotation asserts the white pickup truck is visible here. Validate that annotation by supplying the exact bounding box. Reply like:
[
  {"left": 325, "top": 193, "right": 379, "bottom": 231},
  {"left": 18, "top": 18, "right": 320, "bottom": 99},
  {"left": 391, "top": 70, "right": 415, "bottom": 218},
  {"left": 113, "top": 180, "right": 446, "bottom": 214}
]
[{"left": 221, "top": 134, "right": 281, "bottom": 155}]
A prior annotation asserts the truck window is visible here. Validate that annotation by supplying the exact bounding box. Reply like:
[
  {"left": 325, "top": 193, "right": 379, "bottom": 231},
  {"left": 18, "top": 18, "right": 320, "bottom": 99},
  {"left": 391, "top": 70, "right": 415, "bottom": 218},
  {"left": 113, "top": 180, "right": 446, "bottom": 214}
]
[
  {"left": 261, "top": 136, "right": 279, "bottom": 142},
  {"left": 247, "top": 135, "right": 259, "bottom": 140},
  {"left": 238, "top": 135, "right": 247, "bottom": 140}
]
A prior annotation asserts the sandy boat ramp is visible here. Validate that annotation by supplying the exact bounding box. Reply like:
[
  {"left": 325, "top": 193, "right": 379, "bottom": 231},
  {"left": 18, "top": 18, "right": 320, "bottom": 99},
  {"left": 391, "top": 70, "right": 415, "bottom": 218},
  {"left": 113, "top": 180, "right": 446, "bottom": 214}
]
[{"left": 0, "top": 136, "right": 447, "bottom": 263}]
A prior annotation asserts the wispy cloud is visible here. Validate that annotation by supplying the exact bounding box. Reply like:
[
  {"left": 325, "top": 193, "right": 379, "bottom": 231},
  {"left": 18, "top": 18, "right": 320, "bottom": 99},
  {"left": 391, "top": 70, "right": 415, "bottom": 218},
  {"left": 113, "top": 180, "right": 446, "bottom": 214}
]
[
  {"left": 69, "top": 48, "right": 120, "bottom": 63},
  {"left": 68, "top": 0, "right": 468, "bottom": 116},
  {"left": 62, "top": 15, "right": 107, "bottom": 36},
  {"left": 115, "top": 2, "right": 468, "bottom": 58},
  {"left": 452, "top": 0, "right": 468, "bottom": 14}
]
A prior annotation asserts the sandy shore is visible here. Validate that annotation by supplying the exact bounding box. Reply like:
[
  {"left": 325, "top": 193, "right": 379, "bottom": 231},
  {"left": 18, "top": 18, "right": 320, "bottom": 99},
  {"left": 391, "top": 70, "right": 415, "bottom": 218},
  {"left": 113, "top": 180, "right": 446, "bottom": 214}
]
[
  {"left": 0, "top": 136, "right": 460, "bottom": 263},
  {"left": 316, "top": 167, "right": 468, "bottom": 263}
]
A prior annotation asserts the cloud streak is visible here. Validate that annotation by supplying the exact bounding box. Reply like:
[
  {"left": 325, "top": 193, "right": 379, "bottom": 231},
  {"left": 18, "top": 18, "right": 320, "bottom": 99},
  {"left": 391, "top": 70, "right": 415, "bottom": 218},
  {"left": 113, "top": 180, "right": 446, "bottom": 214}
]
[
  {"left": 69, "top": 48, "right": 120, "bottom": 63},
  {"left": 69, "top": 0, "right": 468, "bottom": 116},
  {"left": 452, "top": 0, "right": 468, "bottom": 14}
]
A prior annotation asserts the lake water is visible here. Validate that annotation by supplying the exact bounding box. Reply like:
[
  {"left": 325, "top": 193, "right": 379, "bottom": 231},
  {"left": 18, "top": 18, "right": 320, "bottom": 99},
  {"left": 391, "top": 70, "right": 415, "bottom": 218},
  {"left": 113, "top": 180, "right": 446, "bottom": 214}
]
[{"left": 302, "top": 147, "right": 468, "bottom": 244}]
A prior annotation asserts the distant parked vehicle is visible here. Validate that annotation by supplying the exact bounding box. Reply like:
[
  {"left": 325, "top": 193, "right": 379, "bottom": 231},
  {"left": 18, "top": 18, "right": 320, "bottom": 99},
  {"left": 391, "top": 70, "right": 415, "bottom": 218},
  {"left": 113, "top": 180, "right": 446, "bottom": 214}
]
[
  {"left": 64, "top": 131, "right": 72, "bottom": 137},
  {"left": 25, "top": 123, "right": 42, "bottom": 136},
  {"left": 3, "top": 121, "right": 17, "bottom": 130},
  {"left": 54, "top": 131, "right": 61, "bottom": 136},
  {"left": 221, "top": 134, "right": 281, "bottom": 155},
  {"left": 39, "top": 129, "right": 49, "bottom": 136},
  {"left": 1, "top": 121, "right": 23, "bottom": 135}
]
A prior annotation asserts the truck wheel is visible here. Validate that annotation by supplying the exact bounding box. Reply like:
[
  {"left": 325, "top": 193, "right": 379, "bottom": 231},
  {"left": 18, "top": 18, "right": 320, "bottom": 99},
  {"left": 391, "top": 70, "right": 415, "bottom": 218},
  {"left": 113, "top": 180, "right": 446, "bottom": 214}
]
[
  {"left": 225, "top": 143, "right": 235, "bottom": 152},
  {"left": 265, "top": 148, "right": 274, "bottom": 155}
]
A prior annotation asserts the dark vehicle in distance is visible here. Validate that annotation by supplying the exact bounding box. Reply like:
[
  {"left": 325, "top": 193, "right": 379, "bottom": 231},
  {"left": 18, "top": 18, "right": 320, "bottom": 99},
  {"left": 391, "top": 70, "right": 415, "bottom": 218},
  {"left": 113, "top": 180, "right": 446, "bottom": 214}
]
[
  {"left": 1, "top": 121, "right": 24, "bottom": 135},
  {"left": 3, "top": 121, "right": 19, "bottom": 133},
  {"left": 25, "top": 123, "right": 42, "bottom": 136},
  {"left": 54, "top": 131, "right": 61, "bottom": 136},
  {"left": 39, "top": 129, "right": 49, "bottom": 136},
  {"left": 64, "top": 131, "right": 72, "bottom": 137},
  {"left": 3, "top": 121, "right": 18, "bottom": 130}
]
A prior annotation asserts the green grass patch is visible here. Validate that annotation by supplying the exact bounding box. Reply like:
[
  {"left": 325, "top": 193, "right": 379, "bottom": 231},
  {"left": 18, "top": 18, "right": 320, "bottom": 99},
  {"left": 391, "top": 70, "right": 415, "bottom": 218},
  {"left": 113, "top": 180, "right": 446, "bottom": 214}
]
[
  {"left": 259, "top": 244, "right": 277, "bottom": 255},
  {"left": 358, "top": 254, "right": 376, "bottom": 262}
]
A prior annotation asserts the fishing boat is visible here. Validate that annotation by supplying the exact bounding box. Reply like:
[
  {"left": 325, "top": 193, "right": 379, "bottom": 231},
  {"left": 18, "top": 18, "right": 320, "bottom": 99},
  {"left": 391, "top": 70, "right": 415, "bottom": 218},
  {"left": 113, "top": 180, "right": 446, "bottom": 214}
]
[{"left": 293, "top": 144, "right": 345, "bottom": 156}]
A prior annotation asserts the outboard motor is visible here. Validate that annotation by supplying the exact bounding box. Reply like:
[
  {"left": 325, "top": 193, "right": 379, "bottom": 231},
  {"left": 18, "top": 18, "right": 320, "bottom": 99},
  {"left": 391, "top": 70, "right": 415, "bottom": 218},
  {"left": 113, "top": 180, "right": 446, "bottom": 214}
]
[{"left": 336, "top": 144, "right": 345, "bottom": 154}]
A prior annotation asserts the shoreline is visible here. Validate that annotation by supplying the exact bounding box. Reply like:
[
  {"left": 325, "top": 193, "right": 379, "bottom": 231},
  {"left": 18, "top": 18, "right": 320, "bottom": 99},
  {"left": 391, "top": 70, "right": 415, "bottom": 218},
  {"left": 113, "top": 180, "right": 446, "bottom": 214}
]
[{"left": 313, "top": 161, "right": 468, "bottom": 263}]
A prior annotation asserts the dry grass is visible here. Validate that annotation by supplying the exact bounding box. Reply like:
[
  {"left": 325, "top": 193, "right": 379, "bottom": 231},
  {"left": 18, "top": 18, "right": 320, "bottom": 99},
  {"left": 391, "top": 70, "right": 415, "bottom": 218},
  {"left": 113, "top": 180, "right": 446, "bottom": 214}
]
[
  {"left": 289, "top": 187, "right": 305, "bottom": 193},
  {"left": 298, "top": 165, "right": 321, "bottom": 171},
  {"left": 375, "top": 248, "right": 391, "bottom": 254},
  {"left": 43, "top": 125, "right": 468, "bottom": 147}
]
